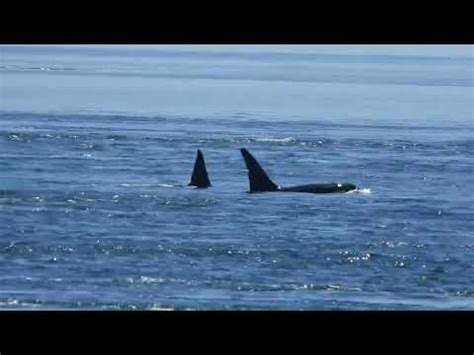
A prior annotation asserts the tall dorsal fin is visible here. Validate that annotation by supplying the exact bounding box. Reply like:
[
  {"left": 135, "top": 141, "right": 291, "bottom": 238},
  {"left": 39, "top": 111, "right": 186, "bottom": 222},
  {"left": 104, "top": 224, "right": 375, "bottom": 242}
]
[
  {"left": 240, "top": 148, "right": 279, "bottom": 192},
  {"left": 189, "top": 149, "right": 211, "bottom": 188}
]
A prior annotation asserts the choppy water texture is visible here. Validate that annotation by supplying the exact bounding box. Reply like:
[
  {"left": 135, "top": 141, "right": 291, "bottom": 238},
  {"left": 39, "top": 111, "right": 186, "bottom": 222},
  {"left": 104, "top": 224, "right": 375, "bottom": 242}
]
[{"left": 0, "top": 45, "right": 473, "bottom": 309}]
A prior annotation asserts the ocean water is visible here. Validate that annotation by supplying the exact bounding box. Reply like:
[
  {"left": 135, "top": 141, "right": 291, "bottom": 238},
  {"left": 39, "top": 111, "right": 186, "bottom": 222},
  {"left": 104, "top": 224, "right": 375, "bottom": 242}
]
[{"left": 0, "top": 45, "right": 473, "bottom": 309}]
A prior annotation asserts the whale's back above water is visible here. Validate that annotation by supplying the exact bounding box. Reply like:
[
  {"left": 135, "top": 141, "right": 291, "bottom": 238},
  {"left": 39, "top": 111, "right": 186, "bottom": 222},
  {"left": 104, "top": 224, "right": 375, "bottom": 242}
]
[{"left": 240, "top": 148, "right": 356, "bottom": 194}]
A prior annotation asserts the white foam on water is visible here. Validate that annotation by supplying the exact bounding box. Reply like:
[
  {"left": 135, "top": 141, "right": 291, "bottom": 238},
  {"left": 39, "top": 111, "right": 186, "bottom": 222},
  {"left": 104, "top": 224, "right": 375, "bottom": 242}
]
[
  {"left": 347, "top": 187, "right": 372, "bottom": 195},
  {"left": 149, "top": 306, "right": 175, "bottom": 311},
  {"left": 254, "top": 137, "right": 296, "bottom": 143},
  {"left": 139, "top": 276, "right": 166, "bottom": 284}
]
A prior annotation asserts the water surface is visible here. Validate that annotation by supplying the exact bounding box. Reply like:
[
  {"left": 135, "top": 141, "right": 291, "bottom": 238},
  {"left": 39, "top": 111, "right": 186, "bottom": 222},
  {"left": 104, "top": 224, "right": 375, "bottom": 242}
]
[{"left": 0, "top": 45, "right": 473, "bottom": 309}]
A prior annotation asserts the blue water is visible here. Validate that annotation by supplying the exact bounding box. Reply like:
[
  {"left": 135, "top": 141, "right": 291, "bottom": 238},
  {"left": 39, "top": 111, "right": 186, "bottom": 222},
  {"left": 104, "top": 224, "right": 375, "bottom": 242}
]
[{"left": 0, "top": 45, "right": 473, "bottom": 309}]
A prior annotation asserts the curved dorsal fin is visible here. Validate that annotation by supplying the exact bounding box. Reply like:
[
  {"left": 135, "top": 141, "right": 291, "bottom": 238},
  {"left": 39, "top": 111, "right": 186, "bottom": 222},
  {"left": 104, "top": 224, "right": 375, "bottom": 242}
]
[
  {"left": 189, "top": 149, "right": 211, "bottom": 188},
  {"left": 240, "top": 148, "right": 279, "bottom": 192}
]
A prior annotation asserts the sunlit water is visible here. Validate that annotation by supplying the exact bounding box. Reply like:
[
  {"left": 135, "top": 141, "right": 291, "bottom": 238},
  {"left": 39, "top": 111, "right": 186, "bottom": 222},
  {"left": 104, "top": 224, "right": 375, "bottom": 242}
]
[{"left": 0, "top": 45, "right": 473, "bottom": 309}]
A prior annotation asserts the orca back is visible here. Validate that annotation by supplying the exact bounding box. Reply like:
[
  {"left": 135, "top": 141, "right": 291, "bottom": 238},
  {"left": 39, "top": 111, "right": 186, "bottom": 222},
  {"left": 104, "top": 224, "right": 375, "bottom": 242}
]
[
  {"left": 240, "top": 148, "right": 279, "bottom": 192},
  {"left": 189, "top": 149, "right": 211, "bottom": 188}
]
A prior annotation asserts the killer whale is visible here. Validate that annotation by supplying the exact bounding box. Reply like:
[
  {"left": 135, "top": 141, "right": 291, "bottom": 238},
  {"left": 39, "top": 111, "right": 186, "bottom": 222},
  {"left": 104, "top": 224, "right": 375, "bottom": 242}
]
[
  {"left": 189, "top": 149, "right": 211, "bottom": 188},
  {"left": 240, "top": 148, "right": 357, "bottom": 194}
]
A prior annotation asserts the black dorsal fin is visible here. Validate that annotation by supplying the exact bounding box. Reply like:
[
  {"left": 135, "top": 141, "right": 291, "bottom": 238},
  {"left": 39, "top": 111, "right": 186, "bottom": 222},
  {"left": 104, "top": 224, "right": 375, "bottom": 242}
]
[
  {"left": 240, "top": 148, "right": 279, "bottom": 192},
  {"left": 189, "top": 149, "right": 211, "bottom": 188}
]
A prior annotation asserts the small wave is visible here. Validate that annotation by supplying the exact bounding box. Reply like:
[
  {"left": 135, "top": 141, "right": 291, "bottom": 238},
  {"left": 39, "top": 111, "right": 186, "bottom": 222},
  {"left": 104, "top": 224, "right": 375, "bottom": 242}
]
[
  {"left": 221, "top": 135, "right": 334, "bottom": 147},
  {"left": 444, "top": 288, "right": 474, "bottom": 298},
  {"left": 348, "top": 188, "right": 372, "bottom": 195},
  {"left": 6, "top": 133, "right": 30, "bottom": 142},
  {"left": 119, "top": 183, "right": 163, "bottom": 188},
  {"left": 149, "top": 306, "right": 176, "bottom": 311},
  {"left": 325, "top": 284, "right": 362, "bottom": 292},
  {"left": 0, "top": 298, "right": 19, "bottom": 306},
  {"left": 157, "top": 184, "right": 175, "bottom": 188},
  {"left": 253, "top": 137, "right": 296, "bottom": 143},
  {"left": 0, "top": 65, "right": 78, "bottom": 73},
  {"left": 139, "top": 276, "right": 166, "bottom": 284},
  {"left": 160, "top": 196, "right": 217, "bottom": 207}
]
